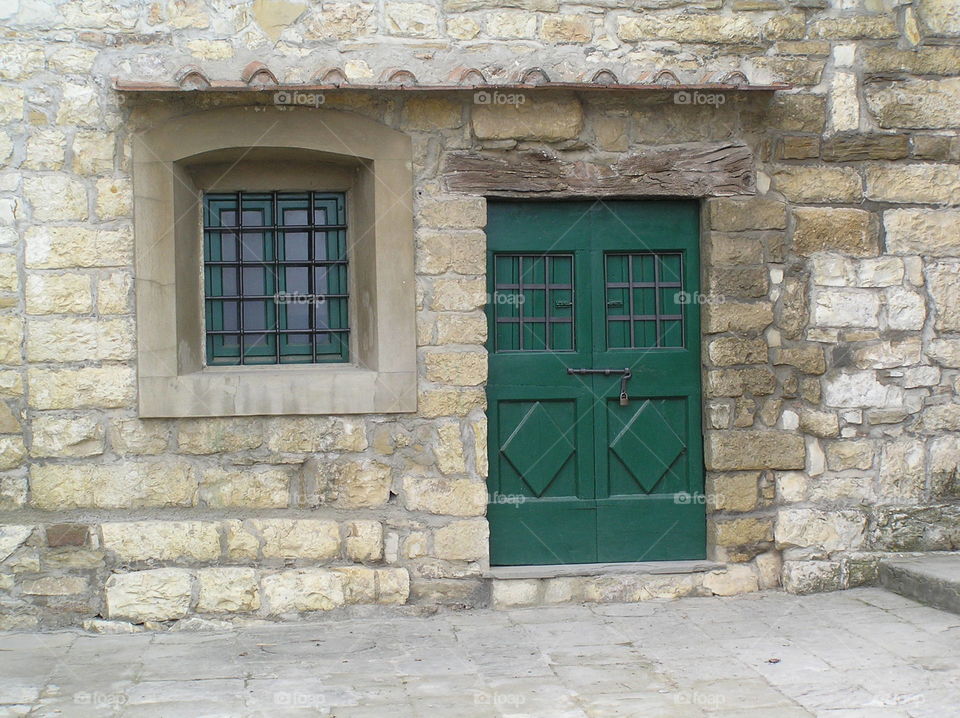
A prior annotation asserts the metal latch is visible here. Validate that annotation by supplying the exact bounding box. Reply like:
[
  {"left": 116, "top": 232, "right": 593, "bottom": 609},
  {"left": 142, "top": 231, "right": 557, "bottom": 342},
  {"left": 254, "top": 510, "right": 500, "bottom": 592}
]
[{"left": 567, "top": 367, "right": 633, "bottom": 406}]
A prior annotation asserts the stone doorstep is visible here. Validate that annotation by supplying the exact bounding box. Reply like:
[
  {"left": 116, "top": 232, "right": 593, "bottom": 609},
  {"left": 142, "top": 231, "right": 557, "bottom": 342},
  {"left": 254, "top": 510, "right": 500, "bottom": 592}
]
[
  {"left": 879, "top": 554, "right": 960, "bottom": 616},
  {"left": 485, "top": 559, "right": 723, "bottom": 580},
  {"left": 487, "top": 560, "right": 727, "bottom": 609}
]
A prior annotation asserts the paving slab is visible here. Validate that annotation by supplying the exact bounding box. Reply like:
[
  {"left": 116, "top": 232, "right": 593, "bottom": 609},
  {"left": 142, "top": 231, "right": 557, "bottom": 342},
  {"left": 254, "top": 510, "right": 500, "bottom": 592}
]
[{"left": 0, "top": 588, "right": 958, "bottom": 717}]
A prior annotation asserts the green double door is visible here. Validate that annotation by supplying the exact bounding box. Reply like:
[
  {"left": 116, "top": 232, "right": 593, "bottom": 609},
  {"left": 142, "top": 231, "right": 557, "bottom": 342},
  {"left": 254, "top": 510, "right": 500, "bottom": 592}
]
[{"left": 486, "top": 200, "right": 705, "bottom": 566}]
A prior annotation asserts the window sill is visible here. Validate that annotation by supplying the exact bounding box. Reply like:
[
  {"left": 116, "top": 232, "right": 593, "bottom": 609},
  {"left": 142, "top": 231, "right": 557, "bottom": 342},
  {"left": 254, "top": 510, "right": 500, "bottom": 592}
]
[{"left": 138, "top": 366, "right": 417, "bottom": 417}]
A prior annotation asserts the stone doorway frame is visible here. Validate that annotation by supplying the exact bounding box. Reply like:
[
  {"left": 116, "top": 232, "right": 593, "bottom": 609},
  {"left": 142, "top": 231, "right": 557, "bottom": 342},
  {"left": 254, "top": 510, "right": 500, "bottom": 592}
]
[{"left": 442, "top": 140, "right": 787, "bottom": 567}]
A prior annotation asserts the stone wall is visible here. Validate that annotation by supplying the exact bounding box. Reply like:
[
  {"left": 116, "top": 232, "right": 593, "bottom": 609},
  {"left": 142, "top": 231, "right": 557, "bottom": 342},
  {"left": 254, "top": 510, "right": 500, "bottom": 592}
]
[{"left": 1, "top": 0, "right": 959, "bottom": 628}]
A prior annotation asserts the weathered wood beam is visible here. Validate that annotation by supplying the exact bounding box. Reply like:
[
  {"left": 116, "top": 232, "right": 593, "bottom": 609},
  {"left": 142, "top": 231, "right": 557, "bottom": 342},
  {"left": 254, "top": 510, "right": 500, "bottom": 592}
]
[{"left": 443, "top": 141, "right": 755, "bottom": 197}]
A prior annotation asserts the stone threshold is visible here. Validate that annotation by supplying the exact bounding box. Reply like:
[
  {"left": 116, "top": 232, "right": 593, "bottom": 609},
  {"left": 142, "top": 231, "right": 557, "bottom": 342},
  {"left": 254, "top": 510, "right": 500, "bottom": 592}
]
[{"left": 486, "top": 559, "right": 723, "bottom": 580}]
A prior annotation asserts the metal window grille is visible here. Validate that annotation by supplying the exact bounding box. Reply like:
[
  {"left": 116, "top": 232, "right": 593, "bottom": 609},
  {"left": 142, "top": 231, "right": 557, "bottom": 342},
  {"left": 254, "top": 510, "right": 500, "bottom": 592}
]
[{"left": 203, "top": 191, "right": 349, "bottom": 365}]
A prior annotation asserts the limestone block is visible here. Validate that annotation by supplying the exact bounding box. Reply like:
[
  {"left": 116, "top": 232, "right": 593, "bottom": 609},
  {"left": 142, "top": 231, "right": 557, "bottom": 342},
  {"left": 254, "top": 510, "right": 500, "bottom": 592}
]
[
  {"left": 448, "top": 16, "right": 480, "bottom": 39},
  {"left": 255, "top": 519, "right": 340, "bottom": 560},
  {"left": 417, "top": 230, "right": 484, "bottom": 275},
  {"left": 487, "top": 11, "right": 537, "bottom": 38},
  {"left": 810, "top": 16, "right": 898, "bottom": 38},
  {"left": 417, "top": 388, "right": 486, "bottom": 418},
  {"left": 702, "top": 565, "right": 759, "bottom": 596},
  {"left": 866, "top": 78, "right": 960, "bottom": 129},
  {"left": 813, "top": 289, "right": 880, "bottom": 328},
  {"left": 95, "top": 178, "right": 132, "bottom": 219},
  {"left": 25, "top": 128, "right": 67, "bottom": 171},
  {"left": 885, "top": 209, "right": 960, "bottom": 256},
  {"left": 402, "top": 476, "right": 487, "bottom": 516},
  {"left": 705, "top": 367, "right": 776, "bottom": 397},
  {"left": 329, "top": 460, "right": 392, "bottom": 508},
  {"left": 433, "top": 519, "right": 488, "bottom": 561},
  {"left": 825, "top": 440, "right": 875, "bottom": 471},
  {"left": 0, "top": 253, "right": 16, "bottom": 292},
  {"left": 199, "top": 467, "right": 290, "bottom": 509},
  {"left": 177, "top": 418, "right": 263, "bottom": 454},
  {"left": 0, "top": 86, "right": 24, "bottom": 124},
  {"left": 775, "top": 509, "right": 866, "bottom": 551},
  {"left": 109, "top": 419, "right": 170, "bottom": 455},
  {"left": 345, "top": 520, "right": 383, "bottom": 562},
  {"left": 916, "top": 0, "right": 960, "bottom": 35},
  {"left": 707, "top": 472, "right": 759, "bottom": 512},
  {"left": 49, "top": 46, "right": 97, "bottom": 74},
  {"left": 25, "top": 226, "right": 131, "bottom": 268},
  {"left": 617, "top": 13, "right": 761, "bottom": 42},
  {"left": 434, "top": 423, "right": 466, "bottom": 475},
  {"left": 856, "top": 258, "right": 903, "bottom": 288},
  {"left": 424, "top": 350, "right": 487, "bottom": 386},
  {"left": 26, "top": 317, "right": 134, "bottom": 362},
  {"left": 23, "top": 175, "right": 88, "bottom": 221},
  {"left": 265, "top": 416, "right": 367, "bottom": 452},
  {"left": 435, "top": 312, "right": 487, "bottom": 345},
  {"left": 709, "top": 517, "right": 773, "bottom": 547},
  {"left": 401, "top": 98, "right": 463, "bottom": 131},
  {"left": 879, "top": 439, "right": 925, "bottom": 501},
  {"left": 333, "top": 566, "right": 376, "bottom": 604},
  {"left": 774, "top": 346, "right": 826, "bottom": 375},
  {"left": 792, "top": 208, "right": 878, "bottom": 257},
  {"left": 223, "top": 520, "right": 260, "bottom": 560},
  {"left": 708, "top": 337, "right": 768, "bottom": 366},
  {"left": 29, "top": 461, "right": 197, "bottom": 509},
  {"left": 472, "top": 97, "right": 583, "bottom": 142},
  {"left": 101, "top": 521, "right": 221, "bottom": 562},
  {"left": 773, "top": 166, "right": 862, "bottom": 203},
  {"left": 30, "top": 413, "right": 103, "bottom": 457},
  {"left": 708, "top": 198, "right": 786, "bottom": 232},
  {"left": 98, "top": 272, "right": 133, "bottom": 314},
  {"left": 22, "top": 576, "right": 89, "bottom": 595},
  {"left": 419, "top": 198, "right": 486, "bottom": 230},
  {"left": 540, "top": 15, "right": 592, "bottom": 43},
  {"left": 72, "top": 130, "right": 115, "bottom": 175},
  {"left": 0, "top": 317, "right": 21, "bottom": 365},
  {"left": 781, "top": 561, "right": 842, "bottom": 594},
  {"left": 28, "top": 366, "right": 135, "bottom": 409},
  {"left": 385, "top": 2, "right": 438, "bottom": 36},
  {"left": 196, "top": 567, "right": 260, "bottom": 613},
  {"left": 851, "top": 339, "right": 922, "bottom": 369},
  {"left": 376, "top": 568, "right": 410, "bottom": 604},
  {"left": 0, "top": 525, "right": 32, "bottom": 562},
  {"left": 430, "top": 278, "right": 486, "bottom": 312},
  {"left": 706, "top": 431, "right": 805, "bottom": 470},
  {"left": 927, "top": 262, "right": 960, "bottom": 332},
  {"left": 25, "top": 273, "right": 92, "bottom": 314},
  {"left": 799, "top": 410, "right": 839, "bottom": 438},
  {"left": 866, "top": 164, "right": 960, "bottom": 204},
  {"left": 491, "top": 579, "right": 539, "bottom": 608},
  {"left": 703, "top": 302, "right": 774, "bottom": 333},
  {"left": 105, "top": 569, "right": 193, "bottom": 622},
  {"left": 262, "top": 569, "right": 345, "bottom": 613},
  {"left": 827, "top": 71, "right": 859, "bottom": 134},
  {"left": 823, "top": 371, "right": 904, "bottom": 408},
  {"left": 885, "top": 287, "right": 926, "bottom": 331},
  {"left": 305, "top": 3, "right": 375, "bottom": 39}
]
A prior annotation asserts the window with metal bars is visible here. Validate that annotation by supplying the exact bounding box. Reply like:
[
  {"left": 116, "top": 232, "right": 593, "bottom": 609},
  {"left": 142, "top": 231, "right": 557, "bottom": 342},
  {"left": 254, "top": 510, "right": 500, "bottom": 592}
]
[{"left": 203, "top": 191, "right": 349, "bottom": 365}]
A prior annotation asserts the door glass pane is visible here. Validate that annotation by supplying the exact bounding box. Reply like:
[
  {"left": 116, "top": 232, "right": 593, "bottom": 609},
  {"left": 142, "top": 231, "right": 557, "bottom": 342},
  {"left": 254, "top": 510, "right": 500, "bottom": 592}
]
[
  {"left": 605, "top": 252, "right": 684, "bottom": 349},
  {"left": 493, "top": 253, "right": 574, "bottom": 353}
]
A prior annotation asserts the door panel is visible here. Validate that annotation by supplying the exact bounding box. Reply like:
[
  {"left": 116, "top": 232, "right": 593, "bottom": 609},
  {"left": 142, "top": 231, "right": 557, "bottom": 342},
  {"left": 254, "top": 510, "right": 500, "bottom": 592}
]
[{"left": 487, "top": 200, "right": 704, "bottom": 566}]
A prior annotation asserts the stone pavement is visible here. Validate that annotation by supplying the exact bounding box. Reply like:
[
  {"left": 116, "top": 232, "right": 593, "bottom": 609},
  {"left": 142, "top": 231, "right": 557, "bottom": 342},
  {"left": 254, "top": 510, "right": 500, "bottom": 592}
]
[{"left": 1, "top": 587, "right": 958, "bottom": 717}]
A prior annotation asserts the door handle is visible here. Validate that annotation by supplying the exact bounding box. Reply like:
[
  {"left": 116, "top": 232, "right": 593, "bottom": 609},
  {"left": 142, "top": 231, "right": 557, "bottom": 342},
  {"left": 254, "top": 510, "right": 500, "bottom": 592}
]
[{"left": 566, "top": 367, "right": 633, "bottom": 406}]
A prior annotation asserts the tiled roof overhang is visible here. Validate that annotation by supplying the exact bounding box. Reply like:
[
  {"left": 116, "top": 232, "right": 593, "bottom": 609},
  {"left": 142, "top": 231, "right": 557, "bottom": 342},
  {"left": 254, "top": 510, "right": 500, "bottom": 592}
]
[{"left": 113, "top": 62, "right": 790, "bottom": 93}]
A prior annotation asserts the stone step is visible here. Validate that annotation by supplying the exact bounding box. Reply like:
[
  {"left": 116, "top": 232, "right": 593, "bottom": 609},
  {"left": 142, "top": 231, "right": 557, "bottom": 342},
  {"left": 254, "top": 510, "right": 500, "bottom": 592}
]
[
  {"left": 485, "top": 560, "right": 773, "bottom": 609},
  {"left": 879, "top": 554, "right": 960, "bottom": 615}
]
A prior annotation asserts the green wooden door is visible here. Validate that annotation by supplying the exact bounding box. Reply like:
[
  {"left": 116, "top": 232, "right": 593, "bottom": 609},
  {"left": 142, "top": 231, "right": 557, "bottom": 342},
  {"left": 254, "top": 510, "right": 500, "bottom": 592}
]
[{"left": 486, "top": 200, "right": 705, "bottom": 566}]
